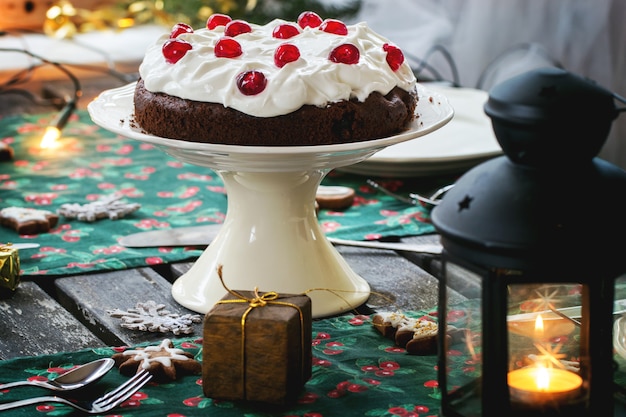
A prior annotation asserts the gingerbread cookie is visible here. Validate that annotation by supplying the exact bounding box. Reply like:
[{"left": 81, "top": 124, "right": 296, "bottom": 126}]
[
  {"left": 372, "top": 311, "right": 409, "bottom": 339},
  {"left": 372, "top": 311, "right": 439, "bottom": 355},
  {"left": 112, "top": 339, "right": 201, "bottom": 382},
  {"left": 0, "top": 207, "right": 59, "bottom": 234},
  {"left": 315, "top": 186, "right": 355, "bottom": 210},
  {"left": 57, "top": 194, "right": 141, "bottom": 222}
]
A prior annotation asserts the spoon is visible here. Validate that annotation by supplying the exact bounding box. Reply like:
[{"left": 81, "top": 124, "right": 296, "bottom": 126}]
[{"left": 0, "top": 358, "right": 114, "bottom": 392}]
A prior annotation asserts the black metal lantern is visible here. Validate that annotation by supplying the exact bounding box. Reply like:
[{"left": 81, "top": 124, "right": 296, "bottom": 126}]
[{"left": 431, "top": 67, "right": 626, "bottom": 417}]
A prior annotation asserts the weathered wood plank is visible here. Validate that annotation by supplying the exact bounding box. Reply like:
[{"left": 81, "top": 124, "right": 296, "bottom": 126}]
[
  {"left": 0, "top": 281, "right": 104, "bottom": 360},
  {"left": 170, "top": 245, "right": 464, "bottom": 315},
  {"left": 53, "top": 268, "right": 203, "bottom": 349}
]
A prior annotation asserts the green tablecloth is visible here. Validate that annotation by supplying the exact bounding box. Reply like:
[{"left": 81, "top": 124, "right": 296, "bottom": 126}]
[
  {"left": 0, "top": 110, "right": 438, "bottom": 278},
  {"left": 0, "top": 311, "right": 442, "bottom": 417}
]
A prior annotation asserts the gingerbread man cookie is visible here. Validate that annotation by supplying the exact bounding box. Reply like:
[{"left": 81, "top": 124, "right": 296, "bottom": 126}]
[{"left": 112, "top": 339, "right": 201, "bottom": 381}]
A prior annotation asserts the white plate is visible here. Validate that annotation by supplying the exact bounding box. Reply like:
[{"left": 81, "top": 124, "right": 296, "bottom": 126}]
[
  {"left": 340, "top": 84, "right": 502, "bottom": 177},
  {"left": 87, "top": 82, "right": 454, "bottom": 173}
]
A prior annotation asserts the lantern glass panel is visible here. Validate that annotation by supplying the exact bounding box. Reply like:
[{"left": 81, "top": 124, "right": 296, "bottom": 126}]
[
  {"left": 506, "top": 282, "right": 588, "bottom": 412},
  {"left": 613, "top": 274, "right": 626, "bottom": 395},
  {"left": 443, "top": 262, "right": 483, "bottom": 417}
]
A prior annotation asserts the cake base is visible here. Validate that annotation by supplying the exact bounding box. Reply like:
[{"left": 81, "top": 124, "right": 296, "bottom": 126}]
[
  {"left": 171, "top": 169, "right": 370, "bottom": 318},
  {"left": 133, "top": 79, "right": 418, "bottom": 146}
]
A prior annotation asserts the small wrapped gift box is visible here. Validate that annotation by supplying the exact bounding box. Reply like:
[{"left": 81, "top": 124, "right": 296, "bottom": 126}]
[
  {"left": 0, "top": 244, "right": 20, "bottom": 292},
  {"left": 202, "top": 287, "right": 312, "bottom": 405}
]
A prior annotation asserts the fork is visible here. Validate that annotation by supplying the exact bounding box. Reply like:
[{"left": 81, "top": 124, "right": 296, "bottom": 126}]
[{"left": 0, "top": 369, "right": 152, "bottom": 414}]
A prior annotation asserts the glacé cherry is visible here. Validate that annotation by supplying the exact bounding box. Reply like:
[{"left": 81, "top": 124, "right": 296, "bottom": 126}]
[
  {"left": 319, "top": 19, "right": 347, "bottom": 35},
  {"left": 297, "top": 11, "right": 323, "bottom": 29},
  {"left": 215, "top": 37, "right": 242, "bottom": 58},
  {"left": 383, "top": 43, "right": 404, "bottom": 71},
  {"left": 272, "top": 24, "right": 300, "bottom": 39},
  {"left": 162, "top": 39, "right": 192, "bottom": 64},
  {"left": 329, "top": 44, "right": 360, "bottom": 65},
  {"left": 170, "top": 22, "right": 193, "bottom": 38},
  {"left": 225, "top": 20, "right": 252, "bottom": 37},
  {"left": 206, "top": 13, "right": 232, "bottom": 30},
  {"left": 236, "top": 70, "right": 267, "bottom": 95},
  {"left": 274, "top": 44, "right": 301, "bottom": 68}
]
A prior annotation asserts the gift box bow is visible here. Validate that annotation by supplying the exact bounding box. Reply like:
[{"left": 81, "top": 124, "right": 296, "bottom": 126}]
[{"left": 215, "top": 265, "right": 308, "bottom": 399}]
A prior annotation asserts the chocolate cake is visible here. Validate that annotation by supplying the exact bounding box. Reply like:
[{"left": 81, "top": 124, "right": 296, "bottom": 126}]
[{"left": 133, "top": 11, "right": 418, "bottom": 146}]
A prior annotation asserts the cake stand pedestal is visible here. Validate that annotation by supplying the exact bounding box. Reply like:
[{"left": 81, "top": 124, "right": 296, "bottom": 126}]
[{"left": 88, "top": 83, "right": 453, "bottom": 318}]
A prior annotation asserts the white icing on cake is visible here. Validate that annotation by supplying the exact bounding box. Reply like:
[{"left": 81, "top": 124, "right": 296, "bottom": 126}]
[{"left": 138, "top": 18, "right": 417, "bottom": 118}]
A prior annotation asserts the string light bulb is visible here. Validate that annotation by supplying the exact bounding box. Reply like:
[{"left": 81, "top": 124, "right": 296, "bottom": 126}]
[
  {"left": 0, "top": 47, "right": 82, "bottom": 149},
  {"left": 40, "top": 100, "right": 76, "bottom": 149}
]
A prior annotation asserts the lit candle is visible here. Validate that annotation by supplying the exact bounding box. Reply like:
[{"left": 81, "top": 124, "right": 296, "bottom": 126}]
[{"left": 508, "top": 365, "right": 582, "bottom": 405}]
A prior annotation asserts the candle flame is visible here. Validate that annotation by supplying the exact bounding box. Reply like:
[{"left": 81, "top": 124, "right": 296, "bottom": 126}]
[
  {"left": 535, "top": 365, "right": 550, "bottom": 390},
  {"left": 534, "top": 314, "right": 545, "bottom": 339}
]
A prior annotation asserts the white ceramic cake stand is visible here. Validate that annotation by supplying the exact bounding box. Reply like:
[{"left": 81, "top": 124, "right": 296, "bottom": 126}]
[{"left": 88, "top": 82, "right": 453, "bottom": 318}]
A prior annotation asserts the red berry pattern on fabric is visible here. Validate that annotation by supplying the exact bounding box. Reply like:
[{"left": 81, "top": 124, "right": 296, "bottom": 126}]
[
  {"left": 236, "top": 70, "right": 267, "bottom": 95},
  {"left": 214, "top": 37, "right": 242, "bottom": 58},
  {"left": 206, "top": 13, "right": 231, "bottom": 30},
  {"left": 329, "top": 44, "right": 360, "bottom": 65},
  {"left": 170, "top": 22, "right": 193, "bottom": 38},
  {"left": 319, "top": 19, "right": 348, "bottom": 35},
  {"left": 274, "top": 44, "right": 301, "bottom": 68},
  {"left": 297, "top": 11, "right": 323, "bottom": 29},
  {"left": 383, "top": 43, "right": 405, "bottom": 71},
  {"left": 272, "top": 23, "right": 300, "bottom": 39},
  {"left": 162, "top": 39, "right": 192, "bottom": 64},
  {"left": 225, "top": 20, "right": 252, "bottom": 37}
]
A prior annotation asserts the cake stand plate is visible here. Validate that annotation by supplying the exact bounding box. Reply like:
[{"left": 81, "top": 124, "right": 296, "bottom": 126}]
[{"left": 88, "top": 83, "right": 453, "bottom": 318}]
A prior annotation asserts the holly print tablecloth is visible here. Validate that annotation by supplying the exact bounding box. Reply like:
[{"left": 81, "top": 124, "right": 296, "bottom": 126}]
[
  {"left": 0, "top": 110, "right": 436, "bottom": 277},
  {"left": 0, "top": 311, "right": 442, "bottom": 417}
]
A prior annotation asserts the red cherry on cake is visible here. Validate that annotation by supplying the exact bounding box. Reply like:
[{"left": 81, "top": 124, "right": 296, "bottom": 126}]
[
  {"left": 329, "top": 44, "right": 360, "bottom": 65},
  {"left": 215, "top": 37, "right": 242, "bottom": 58},
  {"left": 272, "top": 23, "right": 300, "bottom": 39},
  {"left": 206, "top": 13, "right": 232, "bottom": 30},
  {"left": 319, "top": 19, "right": 348, "bottom": 35},
  {"left": 297, "top": 11, "right": 323, "bottom": 29},
  {"left": 383, "top": 43, "right": 405, "bottom": 71},
  {"left": 162, "top": 39, "right": 192, "bottom": 64},
  {"left": 236, "top": 70, "right": 267, "bottom": 95},
  {"left": 224, "top": 20, "right": 252, "bottom": 37},
  {"left": 274, "top": 43, "right": 300, "bottom": 68},
  {"left": 170, "top": 22, "right": 193, "bottom": 38}
]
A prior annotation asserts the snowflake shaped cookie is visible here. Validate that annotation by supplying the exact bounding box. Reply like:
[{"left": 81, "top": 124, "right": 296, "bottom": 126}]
[
  {"left": 57, "top": 193, "right": 140, "bottom": 222},
  {"left": 112, "top": 338, "right": 201, "bottom": 381},
  {"left": 107, "top": 300, "right": 202, "bottom": 335}
]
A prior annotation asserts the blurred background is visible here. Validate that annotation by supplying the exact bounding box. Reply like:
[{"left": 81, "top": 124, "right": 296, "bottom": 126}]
[{"left": 1, "top": 0, "right": 624, "bottom": 169}]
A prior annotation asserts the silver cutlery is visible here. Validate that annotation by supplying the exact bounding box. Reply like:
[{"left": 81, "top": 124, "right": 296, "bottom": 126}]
[
  {"left": 118, "top": 224, "right": 443, "bottom": 255},
  {"left": 0, "top": 358, "right": 114, "bottom": 392},
  {"left": 366, "top": 179, "right": 454, "bottom": 207},
  {"left": 0, "top": 243, "right": 40, "bottom": 250},
  {"left": 0, "top": 369, "right": 152, "bottom": 414}
]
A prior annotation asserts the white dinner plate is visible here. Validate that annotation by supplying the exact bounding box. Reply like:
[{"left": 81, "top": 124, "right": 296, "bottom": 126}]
[{"left": 340, "top": 84, "right": 502, "bottom": 177}]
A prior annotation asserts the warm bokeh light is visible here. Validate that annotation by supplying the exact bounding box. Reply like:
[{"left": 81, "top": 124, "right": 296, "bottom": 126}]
[
  {"left": 534, "top": 314, "right": 544, "bottom": 339},
  {"left": 40, "top": 126, "right": 62, "bottom": 149}
]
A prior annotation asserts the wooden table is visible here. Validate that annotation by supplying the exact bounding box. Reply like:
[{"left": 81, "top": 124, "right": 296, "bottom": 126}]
[{"left": 0, "top": 233, "right": 463, "bottom": 359}]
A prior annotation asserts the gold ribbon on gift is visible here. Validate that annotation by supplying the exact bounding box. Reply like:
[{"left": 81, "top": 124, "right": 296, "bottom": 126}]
[{"left": 215, "top": 265, "right": 306, "bottom": 400}]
